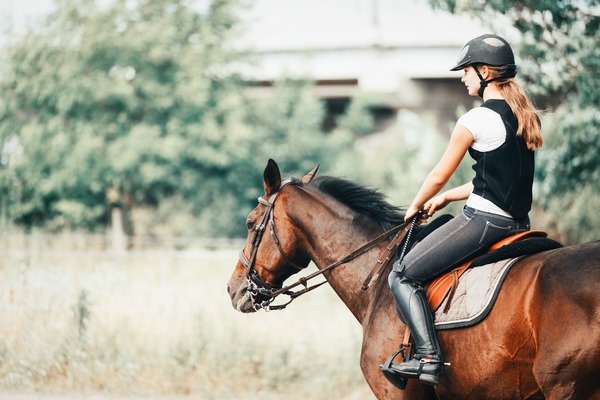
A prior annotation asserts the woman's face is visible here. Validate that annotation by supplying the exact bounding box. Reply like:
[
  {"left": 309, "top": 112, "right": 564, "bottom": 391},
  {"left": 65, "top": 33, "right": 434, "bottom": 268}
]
[{"left": 461, "top": 66, "right": 481, "bottom": 97}]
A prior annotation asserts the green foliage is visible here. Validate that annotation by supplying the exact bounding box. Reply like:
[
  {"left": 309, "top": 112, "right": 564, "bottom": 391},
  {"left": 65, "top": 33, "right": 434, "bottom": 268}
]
[
  {"left": 536, "top": 105, "right": 600, "bottom": 198},
  {"left": 531, "top": 186, "right": 600, "bottom": 245},
  {"left": 336, "top": 92, "right": 378, "bottom": 136},
  {"left": 1, "top": 0, "right": 248, "bottom": 232},
  {"left": 430, "top": 3, "right": 599, "bottom": 103},
  {"left": 348, "top": 109, "right": 446, "bottom": 207},
  {"left": 429, "top": 0, "right": 600, "bottom": 241},
  {"left": 0, "top": 0, "right": 364, "bottom": 238},
  {"left": 5, "top": 0, "right": 595, "bottom": 243}
]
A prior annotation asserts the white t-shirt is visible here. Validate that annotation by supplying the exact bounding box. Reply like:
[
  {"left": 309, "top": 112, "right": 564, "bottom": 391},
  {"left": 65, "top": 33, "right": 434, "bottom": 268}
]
[
  {"left": 457, "top": 106, "right": 513, "bottom": 218},
  {"left": 457, "top": 107, "right": 506, "bottom": 151}
]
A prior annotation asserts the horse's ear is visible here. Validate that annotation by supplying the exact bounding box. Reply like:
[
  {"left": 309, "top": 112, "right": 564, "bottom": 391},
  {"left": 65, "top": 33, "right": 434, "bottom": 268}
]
[
  {"left": 263, "top": 159, "right": 282, "bottom": 197},
  {"left": 301, "top": 163, "right": 320, "bottom": 184}
]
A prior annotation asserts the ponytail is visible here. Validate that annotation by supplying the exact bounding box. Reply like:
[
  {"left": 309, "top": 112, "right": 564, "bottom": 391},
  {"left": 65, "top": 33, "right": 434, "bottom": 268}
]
[{"left": 489, "top": 66, "right": 543, "bottom": 150}]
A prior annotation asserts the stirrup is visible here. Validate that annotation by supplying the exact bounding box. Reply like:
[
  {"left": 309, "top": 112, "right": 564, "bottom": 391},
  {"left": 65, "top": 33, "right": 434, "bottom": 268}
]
[
  {"left": 390, "top": 355, "right": 446, "bottom": 386},
  {"left": 379, "top": 344, "right": 412, "bottom": 390}
]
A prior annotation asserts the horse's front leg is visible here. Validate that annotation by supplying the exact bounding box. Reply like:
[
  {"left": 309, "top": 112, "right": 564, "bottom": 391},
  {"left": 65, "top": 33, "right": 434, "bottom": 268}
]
[{"left": 360, "top": 309, "right": 430, "bottom": 399}]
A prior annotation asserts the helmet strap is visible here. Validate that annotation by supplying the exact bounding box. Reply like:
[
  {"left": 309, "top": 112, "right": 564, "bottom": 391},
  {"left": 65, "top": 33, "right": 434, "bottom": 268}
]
[
  {"left": 473, "top": 65, "right": 488, "bottom": 98},
  {"left": 472, "top": 65, "right": 515, "bottom": 98}
]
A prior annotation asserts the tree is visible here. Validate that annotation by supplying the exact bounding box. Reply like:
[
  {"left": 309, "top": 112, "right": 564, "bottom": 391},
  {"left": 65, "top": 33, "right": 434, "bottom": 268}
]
[
  {"left": 1, "top": 0, "right": 241, "bottom": 232},
  {"left": 0, "top": 0, "right": 360, "bottom": 239}
]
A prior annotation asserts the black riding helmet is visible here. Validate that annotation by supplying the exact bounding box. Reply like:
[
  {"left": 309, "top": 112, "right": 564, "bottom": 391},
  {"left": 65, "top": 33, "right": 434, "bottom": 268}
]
[{"left": 450, "top": 34, "right": 518, "bottom": 97}]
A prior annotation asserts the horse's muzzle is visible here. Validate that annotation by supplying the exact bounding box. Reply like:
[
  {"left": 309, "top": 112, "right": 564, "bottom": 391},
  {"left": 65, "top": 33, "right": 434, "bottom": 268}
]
[{"left": 228, "top": 276, "right": 263, "bottom": 314}]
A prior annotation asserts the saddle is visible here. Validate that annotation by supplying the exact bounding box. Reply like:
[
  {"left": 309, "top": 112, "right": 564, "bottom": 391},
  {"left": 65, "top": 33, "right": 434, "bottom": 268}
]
[{"left": 425, "top": 230, "right": 548, "bottom": 313}]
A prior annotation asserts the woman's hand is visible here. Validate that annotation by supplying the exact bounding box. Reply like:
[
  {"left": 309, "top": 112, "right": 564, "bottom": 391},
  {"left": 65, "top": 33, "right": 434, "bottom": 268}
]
[
  {"left": 404, "top": 206, "right": 430, "bottom": 222},
  {"left": 424, "top": 194, "right": 450, "bottom": 217},
  {"left": 404, "top": 194, "right": 450, "bottom": 222},
  {"left": 404, "top": 205, "right": 421, "bottom": 222}
]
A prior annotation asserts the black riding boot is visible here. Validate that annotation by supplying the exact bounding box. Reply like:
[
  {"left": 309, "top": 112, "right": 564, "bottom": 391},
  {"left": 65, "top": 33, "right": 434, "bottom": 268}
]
[{"left": 385, "top": 276, "right": 444, "bottom": 386}]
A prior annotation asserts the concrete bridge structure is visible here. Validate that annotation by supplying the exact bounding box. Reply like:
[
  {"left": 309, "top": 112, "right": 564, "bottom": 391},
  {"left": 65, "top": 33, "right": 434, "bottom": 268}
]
[{"left": 236, "top": 0, "right": 492, "bottom": 135}]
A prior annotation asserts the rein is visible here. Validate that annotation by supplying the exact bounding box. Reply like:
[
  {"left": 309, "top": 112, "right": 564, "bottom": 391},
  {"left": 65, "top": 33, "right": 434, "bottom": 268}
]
[
  {"left": 267, "top": 221, "right": 412, "bottom": 310},
  {"left": 239, "top": 180, "right": 416, "bottom": 311}
]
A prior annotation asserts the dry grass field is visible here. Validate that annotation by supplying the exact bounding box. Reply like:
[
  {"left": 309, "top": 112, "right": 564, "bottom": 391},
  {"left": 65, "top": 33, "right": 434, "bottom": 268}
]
[{"left": 0, "top": 233, "right": 375, "bottom": 399}]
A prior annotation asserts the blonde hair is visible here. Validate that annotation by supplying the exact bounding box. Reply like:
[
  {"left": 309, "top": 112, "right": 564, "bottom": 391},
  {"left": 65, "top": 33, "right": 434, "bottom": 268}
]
[{"left": 488, "top": 65, "right": 543, "bottom": 150}]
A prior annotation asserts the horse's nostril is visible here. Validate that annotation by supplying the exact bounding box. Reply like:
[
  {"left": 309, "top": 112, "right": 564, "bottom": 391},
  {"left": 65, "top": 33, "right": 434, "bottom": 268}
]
[{"left": 226, "top": 284, "right": 231, "bottom": 295}]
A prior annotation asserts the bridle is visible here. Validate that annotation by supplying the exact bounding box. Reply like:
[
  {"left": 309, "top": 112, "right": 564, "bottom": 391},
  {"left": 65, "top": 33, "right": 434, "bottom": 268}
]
[
  {"left": 238, "top": 179, "right": 308, "bottom": 310},
  {"left": 238, "top": 180, "right": 417, "bottom": 311}
]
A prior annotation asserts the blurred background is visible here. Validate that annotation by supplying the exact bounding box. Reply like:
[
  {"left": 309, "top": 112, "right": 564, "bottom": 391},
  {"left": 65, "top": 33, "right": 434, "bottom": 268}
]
[{"left": 0, "top": 0, "right": 598, "bottom": 399}]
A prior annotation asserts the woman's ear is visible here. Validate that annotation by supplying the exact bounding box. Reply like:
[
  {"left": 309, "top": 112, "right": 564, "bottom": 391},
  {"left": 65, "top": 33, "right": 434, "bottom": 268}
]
[{"left": 480, "top": 64, "right": 490, "bottom": 79}]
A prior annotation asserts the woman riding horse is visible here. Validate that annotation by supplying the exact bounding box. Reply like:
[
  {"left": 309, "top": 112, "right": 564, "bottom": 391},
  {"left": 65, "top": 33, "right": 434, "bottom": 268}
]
[{"left": 384, "top": 34, "right": 544, "bottom": 386}]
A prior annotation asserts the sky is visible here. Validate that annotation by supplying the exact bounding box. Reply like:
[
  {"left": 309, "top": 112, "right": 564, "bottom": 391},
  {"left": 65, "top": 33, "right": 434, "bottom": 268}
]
[{"left": 0, "top": 0, "right": 55, "bottom": 31}]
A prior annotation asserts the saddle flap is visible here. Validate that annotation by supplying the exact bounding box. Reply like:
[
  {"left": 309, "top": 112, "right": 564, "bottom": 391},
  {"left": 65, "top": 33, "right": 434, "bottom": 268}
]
[{"left": 426, "top": 265, "right": 469, "bottom": 313}]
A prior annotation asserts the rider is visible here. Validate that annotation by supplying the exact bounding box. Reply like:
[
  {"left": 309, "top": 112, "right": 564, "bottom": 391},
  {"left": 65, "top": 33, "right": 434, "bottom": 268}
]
[{"left": 383, "top": 34, "right": 543, "bottom": 386}]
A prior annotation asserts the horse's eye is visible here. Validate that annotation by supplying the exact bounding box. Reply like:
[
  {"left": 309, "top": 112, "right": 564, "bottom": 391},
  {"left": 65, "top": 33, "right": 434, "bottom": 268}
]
[{"left": 246, "top": 220, "right": 255, "bottom": 231}]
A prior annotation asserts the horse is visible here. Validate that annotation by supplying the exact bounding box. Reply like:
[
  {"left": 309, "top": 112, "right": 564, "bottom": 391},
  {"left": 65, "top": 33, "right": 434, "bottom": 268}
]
[{"left": 227, "top": 159, "right": 600, "bottom": 400}]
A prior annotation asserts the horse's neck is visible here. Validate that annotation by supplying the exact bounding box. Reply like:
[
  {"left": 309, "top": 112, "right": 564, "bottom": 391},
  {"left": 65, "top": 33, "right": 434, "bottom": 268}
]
[{"left": 302, "top": 213, "right": 385, "bottom": 323}]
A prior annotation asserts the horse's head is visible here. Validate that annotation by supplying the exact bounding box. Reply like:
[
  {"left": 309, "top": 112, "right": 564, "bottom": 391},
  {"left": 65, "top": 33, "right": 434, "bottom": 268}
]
[{"left": 227, "top": 159, "right": 320, "bottom": 313}]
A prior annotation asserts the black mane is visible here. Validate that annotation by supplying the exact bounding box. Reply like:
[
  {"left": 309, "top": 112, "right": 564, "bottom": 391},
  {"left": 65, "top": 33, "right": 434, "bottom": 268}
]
[{"left": 301, "top": 175, "right": 406, "bottom": 231}]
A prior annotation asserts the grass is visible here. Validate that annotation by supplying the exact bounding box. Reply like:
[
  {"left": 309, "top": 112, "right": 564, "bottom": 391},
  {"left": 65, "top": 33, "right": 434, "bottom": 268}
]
[{"left": 0, "top": 234, "right": 375, "bottom": 399}]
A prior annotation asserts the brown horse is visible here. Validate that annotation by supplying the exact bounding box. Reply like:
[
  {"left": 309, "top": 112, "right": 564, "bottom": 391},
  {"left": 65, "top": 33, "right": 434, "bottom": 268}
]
[{"left": 227, "top": 159, "right": 600, "bottom": 400}]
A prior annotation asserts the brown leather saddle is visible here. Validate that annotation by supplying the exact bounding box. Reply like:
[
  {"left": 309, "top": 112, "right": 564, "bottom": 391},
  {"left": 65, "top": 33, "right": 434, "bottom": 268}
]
[{"left": 425, "top": 230, "right": 548, "bottom": 313}]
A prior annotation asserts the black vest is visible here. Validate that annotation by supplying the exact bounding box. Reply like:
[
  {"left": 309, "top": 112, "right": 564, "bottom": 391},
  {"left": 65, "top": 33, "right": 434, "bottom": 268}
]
[{"left": 468, "top": 100, "right": 534, "bottom": 220}]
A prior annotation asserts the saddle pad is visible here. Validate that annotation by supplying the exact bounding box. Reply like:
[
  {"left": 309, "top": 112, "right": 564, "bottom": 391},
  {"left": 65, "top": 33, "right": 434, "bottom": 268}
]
[{"left": 434, "top": 257, "right": 521, "bottom": 330}]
